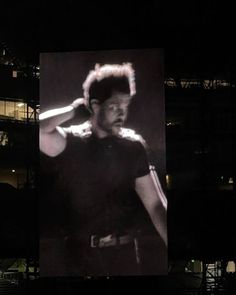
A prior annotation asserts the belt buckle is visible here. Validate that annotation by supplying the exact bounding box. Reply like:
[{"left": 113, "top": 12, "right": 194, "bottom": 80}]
[
  {"left": 91, "top": 235, "right": 100, "bottom": 248},
  {"left": 91, "top": 234, "right": 114, "bottom": 248},
  {"left": 99, "top": 234, "right": 114, "bottom": 247}
]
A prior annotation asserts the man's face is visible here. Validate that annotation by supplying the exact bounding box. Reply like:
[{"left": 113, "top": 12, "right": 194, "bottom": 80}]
[{"left": 96, "top": 92, "right": 131, "bottom": 136}]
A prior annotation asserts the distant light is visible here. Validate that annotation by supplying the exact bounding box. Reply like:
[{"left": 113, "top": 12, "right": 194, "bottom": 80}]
[
  {"left": 12, "top": 169, "right": 15, "bottom": 173},
  {"left": 12, "top": 70, "right": 17, "bottom": 78},
  {"left": 17, "top": 103, "right": 24, "bottom": 107},
  {"left": 229, "top": 177, "right": 234, "bottom": 184},
  {"left": 166, "top": 174, "right": 171, "bottom": 188},
  {"left": 226, "top": 261, "right": 235, "bottom": 273},
  {"left": 191, "top": 260, "right": 195, "bottom": 263},
  {"left": 221, "top": 176, "right": 224, "bottom": 180},
  {"left": 166, "top": 121, "right": 181, "bottom": 127}
]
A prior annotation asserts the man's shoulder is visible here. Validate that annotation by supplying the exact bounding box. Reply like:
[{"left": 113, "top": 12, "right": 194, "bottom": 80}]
[
  {"left": 61, "top": 123, "right": 147, "bottom": 150},
  {"left": 118, "top": 127, "right": 147, "bottom": 148},
  {"left": 62, "top": 121, "right": 92, "bottom": 139}
]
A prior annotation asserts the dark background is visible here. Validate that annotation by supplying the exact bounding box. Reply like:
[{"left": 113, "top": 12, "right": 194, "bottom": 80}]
[
  {"left": 0, "top": 1, "right": 236, "bottom": 293},
  {"left": 0, "top": 0, "right": 235, "bottom": 261}
]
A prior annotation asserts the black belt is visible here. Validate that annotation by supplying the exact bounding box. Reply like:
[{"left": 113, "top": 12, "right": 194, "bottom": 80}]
[{"left": 90, "top": 234, "right": 134, "bottom": 248}]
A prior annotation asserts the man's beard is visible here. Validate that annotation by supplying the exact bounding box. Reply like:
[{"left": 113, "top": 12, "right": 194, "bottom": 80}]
[{"left": 99, "top": 120, "right": 123, "bottom": 136}]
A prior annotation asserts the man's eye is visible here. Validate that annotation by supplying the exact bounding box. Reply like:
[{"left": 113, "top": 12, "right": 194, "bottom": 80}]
[{"left": 108, "top": 104, "right": 118, "bottom": 111}]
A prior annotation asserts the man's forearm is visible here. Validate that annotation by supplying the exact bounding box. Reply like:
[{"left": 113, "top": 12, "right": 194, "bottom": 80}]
[
  {"left": 149, "top": 203, "right": 167, "bottom": 247},
  {"left": 135, "top": 173, "right": 168, "bottom": 247},
  {"left": 40, "top": 105, "right": 75, "bottom": 133},
  {"left": 39, "top": 98, "right": 85, "bottom": 133}
]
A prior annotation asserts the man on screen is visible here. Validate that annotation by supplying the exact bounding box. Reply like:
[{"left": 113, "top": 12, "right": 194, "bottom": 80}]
[{"left": 40, "top": 63, "right": 167, "bottom": 276}]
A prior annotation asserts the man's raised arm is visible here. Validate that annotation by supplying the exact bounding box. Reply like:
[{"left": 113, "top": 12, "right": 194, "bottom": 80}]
[{"left": 39, "top": 98, "right": 85, "bottom": 157}]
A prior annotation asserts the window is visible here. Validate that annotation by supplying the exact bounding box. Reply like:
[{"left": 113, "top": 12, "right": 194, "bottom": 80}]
[
  {"left": 0, "top": 99, "right": 37, "bottom": 121},
  {"left": 0, "top": 131, "right": 8, "bottom": 146}
]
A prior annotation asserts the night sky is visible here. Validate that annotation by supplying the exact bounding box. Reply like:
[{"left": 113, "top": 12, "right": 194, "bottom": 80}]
[{"left": 1, "top": 2, "right": 233, "bottom": 67}]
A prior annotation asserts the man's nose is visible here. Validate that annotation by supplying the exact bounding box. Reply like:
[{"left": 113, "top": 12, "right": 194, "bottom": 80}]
[
  {"left": 117, "top": 106, "right": 127, "bottom": 116},
  {"left": 117, "top": 108, "right": 127, "bottom": 120}
]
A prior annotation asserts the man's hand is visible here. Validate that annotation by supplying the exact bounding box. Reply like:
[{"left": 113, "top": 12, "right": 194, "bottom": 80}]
[{"left": 70, "top": 97, "right": 87, "bottom": 109}]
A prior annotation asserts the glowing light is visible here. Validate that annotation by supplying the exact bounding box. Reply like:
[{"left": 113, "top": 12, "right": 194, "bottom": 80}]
[
  {"left": 12, "top": 169, "right": 15, "bottom": 173},
  {"left": 166, "top": 174, "right": 171, "bottom": 184},
  {"left": 226, "top": 261, "right": 235, "bottom": 273},
  {"left": 12, "top": 70, "right": 17, "bottom": 78},
  {"left": 166, "top": 121, "right": 181, "bottom": 127},
  {"left": 165, "top": 174, "right": 172, "bottom": 191},
  {"left": 229, "top": 177, "right": 234, "bottom": 184},
  {"left": 17, "top": 103, "right": 24, "bottom": 107}
]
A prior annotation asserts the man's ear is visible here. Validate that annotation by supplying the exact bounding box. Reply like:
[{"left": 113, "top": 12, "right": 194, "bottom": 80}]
[{"left": 90, "top": 99, "right": 100, "bottom": 114}]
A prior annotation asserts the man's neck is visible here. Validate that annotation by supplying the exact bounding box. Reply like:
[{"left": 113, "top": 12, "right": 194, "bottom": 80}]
[
  {"left": 90, "top": 118, "right": 109, "bottom": 138},
  {"left": 92, "top": 127, "right": 109, "bottom": 138}
]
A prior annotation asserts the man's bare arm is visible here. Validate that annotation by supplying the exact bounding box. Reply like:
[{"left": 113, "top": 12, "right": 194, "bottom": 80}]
[{"left": 135, "top": 173, "right": 167, "bottom": 247}]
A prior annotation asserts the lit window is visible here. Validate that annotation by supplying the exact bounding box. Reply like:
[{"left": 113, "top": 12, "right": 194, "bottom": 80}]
[
  {"left": 229, "top": 177, "right": 234, "bottom": 184},
  {"left": 12, "top": 70, "right": 17, "bottom": 78},
  {"left": 0, "top": 131, "right": 8, "bottom": 146},
  {"left": 227, "top": 261, "right": 235, "bottom": 273},
  {"left": 0, "top": 99, "right": 38, "bottom": 122}
]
